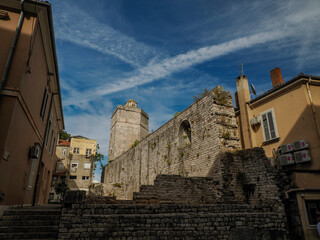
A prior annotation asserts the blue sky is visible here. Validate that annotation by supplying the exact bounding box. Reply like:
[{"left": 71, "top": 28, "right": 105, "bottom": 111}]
[{"left": 50, "top": 0, "right": 320, "bottom": 181}]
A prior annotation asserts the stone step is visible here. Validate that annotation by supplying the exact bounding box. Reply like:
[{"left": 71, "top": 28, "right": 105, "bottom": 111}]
[
  {"left": 1, "top": 214, "right": 60, "bottom": 221},
  {"left": 0, "top": 232, "right": 58, "bottom": 239},
  {"left": 0, "top": 219, "right": 60, "bottom": 226},
  {"left": 0, "top": 225, "right": 59, "bottom": 233},
  {"left": 3, "top": 210, "right": 61, "bottom": 216}
]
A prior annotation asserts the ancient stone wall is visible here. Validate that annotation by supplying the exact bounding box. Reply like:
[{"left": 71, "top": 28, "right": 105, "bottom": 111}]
[
  {"left": 102, "top": 86, "right": 240, "bottom": 199},
  {"left": 63, "top": 148, "right": 288, "bottom": 239},
  {"left": 58, "top": 204, "right": 287, "bottom": 240},
  {"left": 132, "top": 148, "right": 285, "bottom": 212}
]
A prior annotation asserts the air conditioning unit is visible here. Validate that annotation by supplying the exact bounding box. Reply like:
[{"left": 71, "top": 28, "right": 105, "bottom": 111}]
[
  {"left": 294, "top": 150, "right": 311, "bottom": 164},
  {"left": 86, "top": 154, "right": 91, "bottom": 158},
  {"left": 29, "top": 145, "right": 40, "bottom": 159},
  {"left": 278, "top": 153, "right": 294, "bottom": 167},
  {"left": 277, "top": 143, "right": 294, "bottom": 154},
  {"left": 293, "top": 140, "right": 309, "bottom": 151},
  {"left": 250, "top": 116, "right": 261, "bottom": 126}
]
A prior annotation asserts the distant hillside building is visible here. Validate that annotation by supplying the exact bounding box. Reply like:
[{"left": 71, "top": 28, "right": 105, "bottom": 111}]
[
  {"left": 0, "top": 0, "right": 64, "bottom": 205},
  {"left": 235, "top": 68, "right": 320, "bottom": 239}
]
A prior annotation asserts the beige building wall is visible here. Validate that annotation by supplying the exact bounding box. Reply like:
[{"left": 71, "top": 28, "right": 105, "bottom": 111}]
[
  {"left": 235, "top": 73, "right": 320, "bottom": 239},
  {"left": 0, "top": 1, "right": 64, "bottom": 205}
]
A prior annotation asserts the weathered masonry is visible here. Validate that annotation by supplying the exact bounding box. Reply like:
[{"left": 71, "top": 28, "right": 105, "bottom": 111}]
[
  {"left": 59, "top": 148, "right": 289, "bottom": 239},
  {"left": 102, "top": 86, "right": 240, "bottom": 199}
]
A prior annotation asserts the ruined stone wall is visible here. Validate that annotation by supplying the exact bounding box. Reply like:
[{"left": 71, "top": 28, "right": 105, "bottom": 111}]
[
  {"left": 102, "top": 86, "right": 240, "bottom": 199},
  {"left": 131, "top": 148, "right": 285, "bottom": 212},
  {"left": 58, "top": 204, "right": 287, "bottom": 240}
]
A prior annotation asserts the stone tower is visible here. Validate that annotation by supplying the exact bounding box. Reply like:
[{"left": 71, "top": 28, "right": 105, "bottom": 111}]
[{"left": 108, "top": 99, "right": 149, "bottom": 161}]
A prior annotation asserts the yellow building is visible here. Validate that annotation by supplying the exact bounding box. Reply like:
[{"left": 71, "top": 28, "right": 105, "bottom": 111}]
[
  {"left": 49, "top": 136, "right": 96, "bottom": 202},
  {"left": 235, "top": 68, "right": 320, "bottom": 240},
  {"left": 68, "top": 136, "right": 96, "bottom": 191}
]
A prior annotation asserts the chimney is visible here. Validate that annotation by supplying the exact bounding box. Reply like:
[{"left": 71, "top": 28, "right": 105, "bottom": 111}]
[{"left": 270, "top": 67, "right": 283, "bottom": 87}]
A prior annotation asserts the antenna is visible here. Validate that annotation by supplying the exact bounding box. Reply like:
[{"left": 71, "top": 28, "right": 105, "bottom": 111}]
[
  {"left": 250, "top": 83, "right": 257, "bottom": 95},
  {"left": 240, "top": 63, "right": 244, "bottom": 76}
]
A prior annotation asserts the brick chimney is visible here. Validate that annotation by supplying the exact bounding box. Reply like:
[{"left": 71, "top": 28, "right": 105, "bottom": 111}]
[{"left": 270, "top": 67, "right": 283, "bottom": 87}]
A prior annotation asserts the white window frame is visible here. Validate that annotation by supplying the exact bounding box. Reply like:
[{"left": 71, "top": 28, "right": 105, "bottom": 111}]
[
  {"left": 84, "top": 162, "right": 91, "bottom": 169},
  {"left": 70, "top": 161, "right": 78, "bottom": 173},
  {"left": 27, "top": 158, "right": 38, "bottom": 189},
  {"left": 73, "top": 147, "right": 79, "bottom": 154},
  {"left": 85, "top": 149, "right": 92, "bottom": 157},
  {"left": 260, "top": 108, "right": 279, "bottom": 142},
  {"left": 57, "top": 162, "right": 65, "bottom": 171}
]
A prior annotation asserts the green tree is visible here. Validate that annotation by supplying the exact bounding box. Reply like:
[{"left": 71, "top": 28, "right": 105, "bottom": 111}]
[
  {"left": 54, "top": 181, "right": 69, "bottom": 201},
  {"left": 192, "top": 88, "right": 209, "bottom": 102},
  {"left": 95, "top": 144, "right": 105, "bottom": 170},
  {"left": 59, "top": 130, "right": 71, "bottom": 140}
]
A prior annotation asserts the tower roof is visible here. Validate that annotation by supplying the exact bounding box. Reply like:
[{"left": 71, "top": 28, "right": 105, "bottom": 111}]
[{"left": 125, "top": 99, "right": 138, "bottom": 107}]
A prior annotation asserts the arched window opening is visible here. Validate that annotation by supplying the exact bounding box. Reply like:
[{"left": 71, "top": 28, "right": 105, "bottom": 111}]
[{"left": 179, "top": 120, "right": 191, "bottom": 147}]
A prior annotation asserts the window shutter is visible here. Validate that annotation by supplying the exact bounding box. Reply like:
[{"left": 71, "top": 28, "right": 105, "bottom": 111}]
[
  {"left": 262, "top": 113, "right": 270, "bottom": 141},
  {"left": 267, "top": 112, "right": 276, "bottom": 139}
]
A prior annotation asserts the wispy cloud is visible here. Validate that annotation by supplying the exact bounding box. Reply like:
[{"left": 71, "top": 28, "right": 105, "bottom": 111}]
[
  {"left": 64, "top": 29, "right": 291, "bottom": 107},
  {"left": 52, "top": 1, "right": 165, "bottom": 67}
]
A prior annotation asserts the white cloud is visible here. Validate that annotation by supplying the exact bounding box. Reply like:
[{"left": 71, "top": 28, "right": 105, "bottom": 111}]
[
  {"left": 52, "top": 1, "right": 165, "bottom": 67},
  {"left": 65, "top": 113, "right": 110, "bottom": 156},
  {"left": 64, "top": 29, "right": 292, "bottom": 107}
]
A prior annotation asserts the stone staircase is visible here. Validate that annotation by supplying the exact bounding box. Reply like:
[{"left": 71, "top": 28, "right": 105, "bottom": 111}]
[{"left": 0, "top": 205, "right": 61, "bottom": 240}]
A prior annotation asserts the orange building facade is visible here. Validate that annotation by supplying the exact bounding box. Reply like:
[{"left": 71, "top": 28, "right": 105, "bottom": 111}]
[
  {"left": 0, "top": 0, "right": 64, "bottom": 205},
  {"left": 235, "top": 68, "right": 320, "bottom": 239}
]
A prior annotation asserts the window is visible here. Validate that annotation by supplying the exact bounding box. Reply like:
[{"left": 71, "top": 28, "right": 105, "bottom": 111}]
[
  {"left": 27, "top": 158, "right": 37, "bottom": 189},
  {"left": 85, "top": 149, "right": 92, "bottom": 157},
  {"left": 84, "top": 162, "right": 91, "bottom": 169},
  {"left": 82, "top": 176, "right": 89, "bottom": 180},
  {"left": 49, "top": 130, "right": 54, "bottom": 153},
  {"left": 40, "top": 87, "right": 49, "bottom": 121},
  {"left": 51, "top": 137, "right": 57, "bottom": 157},
  {"left": 45, "top": 118, "right": 51, "bottom": 146},
  {"left": 73, "top": 148, "right": 79, "bottom": 154},
  {"left": 305, "top": 200, "right": 320, "bottom": 225},
  {"left": 70, "top": 162, "right": 78, "bottom": 172},
  {"left": 69, "top": 175, "right": 77, "bottom": 180},
  {"left": 261, "top": 109, "right": 278, "bottom": 141},
  {"left": 57, "top": 162, "right": 65, "bottom": 171}
]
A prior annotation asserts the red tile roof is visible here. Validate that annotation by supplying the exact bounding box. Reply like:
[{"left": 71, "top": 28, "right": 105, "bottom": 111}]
[{"left": 58, "top": 140, "right": 70, "bottom": 146}]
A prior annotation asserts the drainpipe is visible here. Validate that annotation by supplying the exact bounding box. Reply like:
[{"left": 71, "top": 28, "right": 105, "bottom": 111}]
[
  {"left": 0, "top": 0, "right": 25, "bottom": 98},
  {"left": 306, "top": 77, "right": 320, "bottom": 142},
  {"left": 32, "top": 92, "right": 58, "bottom": 206}
]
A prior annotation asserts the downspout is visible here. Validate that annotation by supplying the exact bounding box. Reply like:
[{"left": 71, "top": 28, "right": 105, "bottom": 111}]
[
  {"left": 0, "top": 0, "right": 25, "bottom": 98},
  {"left": 245, "top": 102, "right": 253, "bottom": 148},
  {"left": 306, "top": 77, "right": 320, "bottom": 142},
  {"left": 32, "top": 92, "right": 58, "bottom": 206}
]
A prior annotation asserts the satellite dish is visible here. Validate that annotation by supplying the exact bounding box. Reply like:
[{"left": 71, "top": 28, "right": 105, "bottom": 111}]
[{"left": 250, "top": 83, "right": 256, "bottom": 95}]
